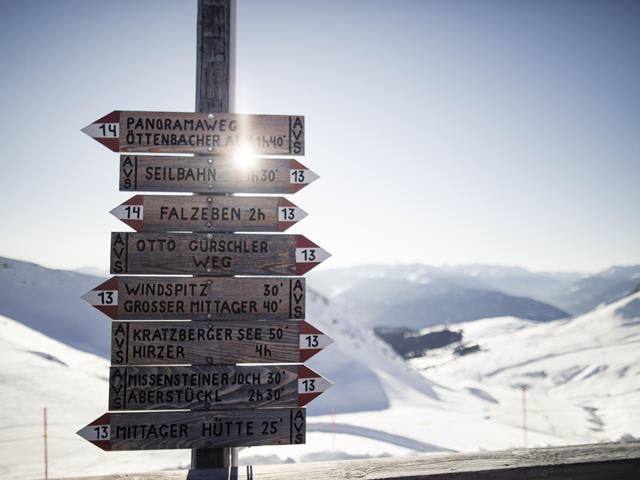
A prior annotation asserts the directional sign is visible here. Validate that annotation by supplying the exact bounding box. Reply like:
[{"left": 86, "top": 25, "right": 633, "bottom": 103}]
[
  {"left": 110, "top": 320, "right": 332, "bottom": 365},
  {"left": 84, "top": 276, "right": 305, "bottom": 320},
  {"left": 77, "top": 408, "right": 306, "bottom": 451},
  {"left": 82, "top": 111, "right": 304, "bottom": 155},
  {"left": 109, "top": 365, "right": 331, "bottom": 411},
  {"left": 111, "top": 195, "right": 307, "bottom": 232},
  {"left": 119, "top": 155, "right": 318, "bottom": 194},
  {"left": 110, "top": 232, "right": 330, "bottom": 275}
]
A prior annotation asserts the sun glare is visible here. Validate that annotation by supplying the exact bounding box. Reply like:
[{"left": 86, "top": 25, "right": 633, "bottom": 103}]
[{"left": 233, "top": 144, "right": 256, "bottom": 168}]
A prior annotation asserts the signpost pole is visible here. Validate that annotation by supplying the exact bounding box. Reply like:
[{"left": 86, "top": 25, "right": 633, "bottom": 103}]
[
  {"left": 192, "top": 0, "right": 236, "bottom": 469},
  {"left": 43, "top": 407, "right": 48, "bottom": 480}
]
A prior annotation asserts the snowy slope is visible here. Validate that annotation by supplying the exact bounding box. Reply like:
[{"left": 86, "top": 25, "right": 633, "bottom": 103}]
[
  {"left": 2, "top": 257, "right": 639, "bottom": 478},
  {"left": 304, "top": 290, "right": 438, "bottom": 415},
  {"left": 0, "top": 255, "right": 439, "bottom": 416},
  {"left": 0, "top": 299, "right": 448, "bottom": 478},
  {"left": 0, "top": 314, "right": 190, "bottom": 479},
  {"left": 410, "top": 292, "right": 640, "bottom": 445},
  {"left": 549, "top": 265, "right": 640, "bottom": 314},
  {"left": 0, "top": 258, "right": 448, "bottom": 477},
  {"left": 243, "top": 297, "right": 640, "bottom": 461},
  {"left": 0, "top": 257, "right": 109, "bottom": 356}
]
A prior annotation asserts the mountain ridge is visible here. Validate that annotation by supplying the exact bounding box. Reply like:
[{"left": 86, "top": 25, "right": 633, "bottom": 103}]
[{"left": 309, "top": 263, "right": 640, "bottom": 322}]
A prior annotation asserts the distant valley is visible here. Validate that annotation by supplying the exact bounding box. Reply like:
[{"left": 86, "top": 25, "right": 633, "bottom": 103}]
[{"left": 309, "top": 264, "right": 640, "bottom": 329}]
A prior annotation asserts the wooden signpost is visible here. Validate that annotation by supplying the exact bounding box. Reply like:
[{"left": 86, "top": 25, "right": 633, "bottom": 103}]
[
  {"left": 119, "top": 156, "right": 319, "bottom": 194},
  {"left": 110, "top": 195, "right": 307, "bottom": 232},
  {"left": 108, "top": 365, "right": 331, "bottom": 411},
  {"left": 77, "top": 408, "right": 306, "bottom": 451},
  {"left": 84, "top": 276, "right": 306, "bottom": 320},
  {"left": 78, "top": 0, "right": 331, "bottom": 467},
  {"left": 82, "top": 111, "right": 305, "bottom": 155},
  {"left": 110, "top": 320, "right": 332, "bottom": 365},
  {"left": 110, "top": 232, "right": 330, "bottom": 276}
]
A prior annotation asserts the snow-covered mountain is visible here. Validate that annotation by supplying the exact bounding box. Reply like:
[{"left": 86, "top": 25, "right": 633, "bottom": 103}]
[
  {"left": 308, "top": 264, "right": 582, "bottom": 299},
  {"left": 0, "top": 257, "right": 446, "bottom": 477},
  {"left": 309, "top": 263, "right": 640, "bottom": 323},
  {"left": 435, "top": 264, "right": 584, "bottom": 301},
  {"left": 549, "top": 265, "right": 640, "bottom": 314},
  {"left": 0, "top": 256, "right": 438, "bottom": 416},
  {"left": 304, "top": 290, "right": 438, "bottom": 415},
  {"left": 1, "top": 256, "right": 639, "bottom": 479},
  {"left": 0, "top": 257, "right": 109, "bottom": 357},
  {"left": 309, "top": 264, "right": 569, "bottom": 329},
  {"left": 410, "top": 291, "right": 640, "bottom": 444},
  {"left": 0, "top": 314, "right": 190, "bottom": 479}
]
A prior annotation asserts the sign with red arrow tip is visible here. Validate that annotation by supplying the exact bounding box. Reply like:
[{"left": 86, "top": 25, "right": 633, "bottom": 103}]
[
  {"left": 77, "top": 408, "right": 306, "bottom": 451},
  {"left": 109, "top": 320, "right": 333, "bottom": 366},
  {"left": 108, "top": 364, "right": 332, "bottom": 411},
  {"left": 110, "top": 233, "right": 330, "bottom": 276},
  {"left": 82, "top": 111, "right": 304, "bottom": 155},
  {"left": 111, "top": 195, "right": 307, "bottom": 232},
  {"left": 83, "top": 276, "right": 306, "bottom": 320},
  {"left": 119, "top": 156, "right": 319, "bottom": 194}
]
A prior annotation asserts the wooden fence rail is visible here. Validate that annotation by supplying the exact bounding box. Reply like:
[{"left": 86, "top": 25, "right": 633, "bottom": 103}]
[{"left": 58, "top": 442, "right": 639, "bottom": 479}]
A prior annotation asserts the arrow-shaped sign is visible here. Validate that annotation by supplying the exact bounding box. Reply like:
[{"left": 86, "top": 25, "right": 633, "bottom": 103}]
[
  {"left": 82, "top": 111, "right": 304, "bottom": 155},
  {"left": 118, "top": 155, "right": 318, "bottom": 194},
  {"left": 110, "top": 320, "right": 333, "bottom": 365},
  {"left": 110, "top": 232, "right": 330, "bottom": 275},
  {"left": 111, "top": 195, "right": 307, "bottom": 232},
  {"left": 83, "top": 276, "right": 306, "bottom": 320},
  {"left": 108, "top": 364, "right": 331, "bottom": 411},
  {"left": 77, "top": 408, "right": 306, "bottom": 451}
]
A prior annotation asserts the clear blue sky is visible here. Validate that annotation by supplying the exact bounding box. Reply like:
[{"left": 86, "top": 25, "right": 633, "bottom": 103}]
[{"left": 0, "top": 0, "right": 638, "bottom": 273}]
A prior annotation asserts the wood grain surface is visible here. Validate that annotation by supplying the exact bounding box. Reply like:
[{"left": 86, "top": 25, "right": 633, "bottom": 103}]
[
  {"left": 81, "top": 408, "right": 305, "bottom": 451},
  {"left": 88, "top": 111, "right": 304, "bottom": 155},
  {"left": 110, "top": 320, "right": 327, "bottom": 366},
  {"left": 90, "top": 276, "right": 304, "bottom": 320},
  {"left": 108, "top": 365, "right": 300, "bottom": 411},
  {"left": 119, "top": 156, "right": 315, "bottom": 194},
  {"left": 112, "top": 195, "right": 305, "bottom": 232},
  {"left": 110, "top": 232, "right": 321, "bottom": 275},
  {"left": 60, "top": 442, "right": 640, "bottom": 479}
]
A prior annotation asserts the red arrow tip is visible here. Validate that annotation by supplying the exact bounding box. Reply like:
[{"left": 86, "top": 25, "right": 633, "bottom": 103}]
[
  {"left": 94, "top": 277, "right": 119, "bottom": 291},
  {"left": 95, "top": 111, "right": 120, "bottom": 124}
]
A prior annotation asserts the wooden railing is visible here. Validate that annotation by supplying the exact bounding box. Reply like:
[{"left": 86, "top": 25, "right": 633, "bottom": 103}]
[{"left": 59, "top": 442, "right": 639, "bottom": 479}]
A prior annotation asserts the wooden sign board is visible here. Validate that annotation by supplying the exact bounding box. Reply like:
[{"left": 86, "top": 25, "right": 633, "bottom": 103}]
[
  {"left": 119, "top": 156, "right": 318, "bottom": 194},
  {"left": 109, "top": 365, "right": 331, "bottom": 411},
  {"left": 77, "top": 408, "right": 306, "bottom": 451},
  {"left": 83, "top": 276, "right": 305, "bottom": 320},
  {"left": 110, "top": 232, "right": 330, "bottom": 275},
  {"left": 111, "top": 195, "right": 307, "bottom": 232},
  {"left": 110, "top": 320, "right": 332, "bottom": 365},
  {"left": 82, "top": 111, "right": 304, "bottom": 155}
]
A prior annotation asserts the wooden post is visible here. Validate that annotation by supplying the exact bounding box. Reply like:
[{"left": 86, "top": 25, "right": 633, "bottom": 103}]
[
  {"left": 43, "top": 407, "right": 48, "bottom": 480},
  {"left": 192, "top": 0, "right": 237, "bottom": 469},
  {"left": 521, "top": 385, "right": 528, "bottom": 448},
  {"left": 196, "top": 0, "right": 235, "bottom": 113}
]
